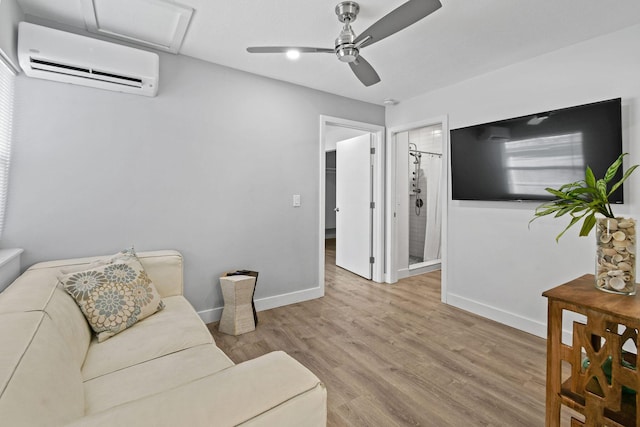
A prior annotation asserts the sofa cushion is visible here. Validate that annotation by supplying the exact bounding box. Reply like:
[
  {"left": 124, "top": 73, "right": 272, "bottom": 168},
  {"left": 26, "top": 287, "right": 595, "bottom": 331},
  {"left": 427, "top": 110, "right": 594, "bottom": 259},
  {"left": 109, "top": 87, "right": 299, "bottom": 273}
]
[
  {"left": 84, "top": 344, "right": 234, "bottom": 414},
  {"left": 0, "top": 312, "right": 85, "bottom": 427},
  {"left": 59, "top": 249, "right": 165, "bottom": 342},
  {"left": 82, "top": 295, "right": 214, "bottom": 381},
  {"left": 65, "top": 352, "right": 326, "bottom": 427}
]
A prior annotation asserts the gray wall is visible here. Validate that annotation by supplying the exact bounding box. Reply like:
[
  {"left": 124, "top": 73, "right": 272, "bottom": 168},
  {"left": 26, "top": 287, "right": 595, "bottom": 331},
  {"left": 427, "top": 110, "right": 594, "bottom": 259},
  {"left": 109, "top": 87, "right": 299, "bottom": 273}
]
[{"left": 3, "top": 51, "right": 384, "bottom": 314}]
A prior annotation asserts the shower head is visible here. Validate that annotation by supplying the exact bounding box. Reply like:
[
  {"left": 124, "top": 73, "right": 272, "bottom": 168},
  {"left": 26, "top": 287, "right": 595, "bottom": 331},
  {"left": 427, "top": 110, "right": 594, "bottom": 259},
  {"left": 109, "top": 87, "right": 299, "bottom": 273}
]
[{"left": 410, "top": 151, "right": 421, "bottom": 164}]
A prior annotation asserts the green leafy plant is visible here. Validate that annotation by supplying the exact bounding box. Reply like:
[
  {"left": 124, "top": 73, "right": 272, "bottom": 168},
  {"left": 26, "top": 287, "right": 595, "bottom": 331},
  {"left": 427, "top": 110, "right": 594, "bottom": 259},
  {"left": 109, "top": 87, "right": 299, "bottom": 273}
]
[{"left": 529, "top": 153, "right": 638, "bottom": 242}]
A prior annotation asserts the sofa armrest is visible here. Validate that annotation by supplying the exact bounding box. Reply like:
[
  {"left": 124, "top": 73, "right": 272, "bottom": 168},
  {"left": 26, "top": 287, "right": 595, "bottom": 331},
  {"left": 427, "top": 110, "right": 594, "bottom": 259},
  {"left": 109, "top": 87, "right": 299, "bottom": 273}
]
[{"left": 65, "top": 351, "right": 326, "bottom": 427}]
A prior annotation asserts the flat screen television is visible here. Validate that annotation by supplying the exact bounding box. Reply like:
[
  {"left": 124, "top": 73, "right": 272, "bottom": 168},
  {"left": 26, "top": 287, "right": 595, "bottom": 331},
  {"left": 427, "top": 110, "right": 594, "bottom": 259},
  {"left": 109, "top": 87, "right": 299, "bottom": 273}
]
[{"left": 450, "top": 98, "right": 623, "bottom": 202}]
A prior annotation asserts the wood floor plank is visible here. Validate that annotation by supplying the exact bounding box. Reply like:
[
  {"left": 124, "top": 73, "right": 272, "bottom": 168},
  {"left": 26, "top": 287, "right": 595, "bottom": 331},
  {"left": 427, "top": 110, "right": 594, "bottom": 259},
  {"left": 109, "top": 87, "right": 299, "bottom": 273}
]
[{"left": 208, "top": 240, "right": 558, "bottom": 425}]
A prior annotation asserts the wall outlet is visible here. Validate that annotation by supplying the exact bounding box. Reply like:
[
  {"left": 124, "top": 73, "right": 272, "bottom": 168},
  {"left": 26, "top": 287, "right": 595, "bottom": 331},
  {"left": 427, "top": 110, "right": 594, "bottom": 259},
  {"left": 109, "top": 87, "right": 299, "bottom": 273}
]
[{"left": 293, "top": 194, "right": 301, "bottom": 207}]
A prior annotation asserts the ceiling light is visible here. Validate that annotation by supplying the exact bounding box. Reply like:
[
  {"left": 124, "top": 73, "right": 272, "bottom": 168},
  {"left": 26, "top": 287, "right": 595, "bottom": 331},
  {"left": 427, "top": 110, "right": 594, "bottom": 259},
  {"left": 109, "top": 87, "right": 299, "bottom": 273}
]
[{"left": 286, "top": 50, "right": 300, "bottom": 60}]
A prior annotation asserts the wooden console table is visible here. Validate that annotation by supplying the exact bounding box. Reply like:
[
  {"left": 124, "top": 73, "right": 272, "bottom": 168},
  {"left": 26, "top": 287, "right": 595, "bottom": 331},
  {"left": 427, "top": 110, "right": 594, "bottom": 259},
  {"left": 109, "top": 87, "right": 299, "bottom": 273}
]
[{"left": 543, "top": 274, "right": 640, "bottom": 426}]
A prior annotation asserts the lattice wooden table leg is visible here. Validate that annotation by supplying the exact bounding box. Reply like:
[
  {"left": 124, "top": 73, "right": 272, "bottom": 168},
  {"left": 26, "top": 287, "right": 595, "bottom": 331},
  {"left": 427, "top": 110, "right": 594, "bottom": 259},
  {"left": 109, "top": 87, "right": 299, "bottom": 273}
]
[
  {"left": 546, "top": 301, "right": 563, "bottom": 427},
  {"left": 584, "top": 394, "right": 608, "bottom": 427}
]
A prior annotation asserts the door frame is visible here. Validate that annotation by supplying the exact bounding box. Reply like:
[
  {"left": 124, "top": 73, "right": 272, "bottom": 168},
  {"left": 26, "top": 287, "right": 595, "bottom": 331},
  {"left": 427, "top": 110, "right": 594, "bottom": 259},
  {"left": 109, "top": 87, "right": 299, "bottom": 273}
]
[
  {"left": 385, "top": 116, "right": 449, "bottom": 303},
  {"left": 319, "top": 115, "right": 385, "bottom": 292}
]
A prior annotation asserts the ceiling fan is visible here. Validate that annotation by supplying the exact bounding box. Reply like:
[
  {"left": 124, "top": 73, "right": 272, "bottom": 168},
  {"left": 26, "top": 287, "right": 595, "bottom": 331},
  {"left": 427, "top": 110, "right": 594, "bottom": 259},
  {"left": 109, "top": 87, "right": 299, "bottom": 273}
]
[{"left": 247, "top": 0, "right": 442, "bottom": 87}]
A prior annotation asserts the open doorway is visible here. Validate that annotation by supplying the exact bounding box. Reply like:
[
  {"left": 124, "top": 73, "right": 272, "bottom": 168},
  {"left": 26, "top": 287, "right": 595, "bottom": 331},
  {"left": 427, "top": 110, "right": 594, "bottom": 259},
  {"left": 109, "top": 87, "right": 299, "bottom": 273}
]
[
  {"left": 400, "top": 124, "right": 443, "bottom": 271},
  {"left": 386, "top": 117, "right": 449, "bottom": 302},
  {"left": 319, "top": 116, "right": 385, "bottom": 293}
]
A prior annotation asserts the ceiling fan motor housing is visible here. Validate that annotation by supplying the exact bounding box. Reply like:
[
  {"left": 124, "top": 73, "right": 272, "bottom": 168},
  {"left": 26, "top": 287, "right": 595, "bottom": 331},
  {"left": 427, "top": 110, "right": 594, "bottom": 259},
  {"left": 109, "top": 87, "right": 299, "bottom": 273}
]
[
  {"left": 335, "top": 25, "right": 358, "bottom": 62},
  {"left": 334, "top": 1, "right": 360, "bottom": 62}
]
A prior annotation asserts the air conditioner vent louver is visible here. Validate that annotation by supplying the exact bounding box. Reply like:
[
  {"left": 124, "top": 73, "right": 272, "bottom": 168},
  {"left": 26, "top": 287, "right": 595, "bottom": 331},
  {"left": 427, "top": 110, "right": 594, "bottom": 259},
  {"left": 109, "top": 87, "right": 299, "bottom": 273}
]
[
  {"left": 18, "top": 22, "right": 159, "bottom": 97},
  {"left": 30, "top": 58, "right": 90, "bottom": 74},
  {"left": 29, "top": 57, "right": 144, "bottom": 88},
  {"left": 91, "top": 70, "right": 143, "bottom": 84}
]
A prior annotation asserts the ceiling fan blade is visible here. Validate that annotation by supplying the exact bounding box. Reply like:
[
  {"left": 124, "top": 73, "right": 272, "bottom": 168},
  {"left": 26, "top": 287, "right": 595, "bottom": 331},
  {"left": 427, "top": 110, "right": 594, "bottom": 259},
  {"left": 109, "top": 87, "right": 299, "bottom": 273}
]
[
  {"left": 349, "top": 56, "right": 381, "bottom": 87},
  {"left": 354, "top": 0, "right": 442, "bottom": 48},
  {"left": 247, "top": 46, "right": 334, "bottom": 54}
]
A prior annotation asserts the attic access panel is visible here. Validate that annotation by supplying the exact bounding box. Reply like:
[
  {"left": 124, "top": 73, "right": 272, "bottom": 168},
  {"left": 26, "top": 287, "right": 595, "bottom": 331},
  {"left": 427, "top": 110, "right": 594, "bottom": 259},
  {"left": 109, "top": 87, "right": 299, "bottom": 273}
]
[{"left": 80, "top": 0, "right": 193, "bottom": 53}]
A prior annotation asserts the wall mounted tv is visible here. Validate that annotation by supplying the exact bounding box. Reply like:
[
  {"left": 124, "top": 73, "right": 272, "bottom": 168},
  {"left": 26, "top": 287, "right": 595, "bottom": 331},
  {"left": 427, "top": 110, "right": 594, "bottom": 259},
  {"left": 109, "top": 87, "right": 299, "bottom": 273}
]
[{"left": 450, "top": 98, "right": 623, "bottom": 202}]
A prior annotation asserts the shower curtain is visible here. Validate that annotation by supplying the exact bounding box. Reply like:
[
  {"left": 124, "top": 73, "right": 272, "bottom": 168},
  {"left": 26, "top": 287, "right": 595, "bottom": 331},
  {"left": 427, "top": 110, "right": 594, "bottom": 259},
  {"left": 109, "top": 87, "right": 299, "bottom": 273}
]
[{"left": 423, "top": 154, "right": 442, "bottom": 262}]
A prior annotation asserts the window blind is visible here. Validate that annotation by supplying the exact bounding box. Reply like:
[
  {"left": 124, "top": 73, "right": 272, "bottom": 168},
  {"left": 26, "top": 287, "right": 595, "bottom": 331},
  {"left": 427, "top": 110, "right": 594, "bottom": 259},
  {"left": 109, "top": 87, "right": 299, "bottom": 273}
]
[{"left": 0, "top": 62, "right": 15, "bottom": 238}]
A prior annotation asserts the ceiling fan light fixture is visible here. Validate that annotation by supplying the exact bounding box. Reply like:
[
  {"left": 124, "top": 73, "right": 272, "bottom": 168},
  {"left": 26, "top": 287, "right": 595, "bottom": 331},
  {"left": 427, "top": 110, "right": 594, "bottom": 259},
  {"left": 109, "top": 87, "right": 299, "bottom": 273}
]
[
  {"left": 286, "top": 49, "right": 301, "bottom": 60},
  {"left": 335, "top": 46, "right": 358, "bottom": 63}
]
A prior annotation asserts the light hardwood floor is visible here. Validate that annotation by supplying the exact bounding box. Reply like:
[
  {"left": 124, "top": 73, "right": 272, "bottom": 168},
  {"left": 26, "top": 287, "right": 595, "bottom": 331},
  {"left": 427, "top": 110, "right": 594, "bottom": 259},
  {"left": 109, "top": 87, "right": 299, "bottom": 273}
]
[{"left": 208, "top": 240, "right": 556, "bottom": 426}]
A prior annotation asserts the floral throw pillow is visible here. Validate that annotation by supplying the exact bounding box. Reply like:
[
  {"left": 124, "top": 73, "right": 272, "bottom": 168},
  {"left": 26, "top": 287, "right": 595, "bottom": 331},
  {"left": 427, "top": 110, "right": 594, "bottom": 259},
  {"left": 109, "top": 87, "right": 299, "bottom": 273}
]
[{"left": 59, "top": 249, "right": 165, "bottom": 342}]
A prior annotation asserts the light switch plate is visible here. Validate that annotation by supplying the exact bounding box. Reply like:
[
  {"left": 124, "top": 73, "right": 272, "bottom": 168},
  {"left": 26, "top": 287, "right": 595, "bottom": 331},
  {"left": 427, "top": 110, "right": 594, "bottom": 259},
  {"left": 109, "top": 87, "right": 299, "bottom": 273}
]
[{"left": 293, "top": 194, "right": 301, "bottom": 207}]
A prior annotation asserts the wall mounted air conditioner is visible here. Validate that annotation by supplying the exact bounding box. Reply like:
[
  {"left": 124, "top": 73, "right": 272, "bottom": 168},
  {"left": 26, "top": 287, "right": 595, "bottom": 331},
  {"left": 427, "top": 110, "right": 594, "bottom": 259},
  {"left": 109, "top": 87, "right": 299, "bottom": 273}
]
[{"left": 18, "top": 22, "right": 159, "bottom": 97}]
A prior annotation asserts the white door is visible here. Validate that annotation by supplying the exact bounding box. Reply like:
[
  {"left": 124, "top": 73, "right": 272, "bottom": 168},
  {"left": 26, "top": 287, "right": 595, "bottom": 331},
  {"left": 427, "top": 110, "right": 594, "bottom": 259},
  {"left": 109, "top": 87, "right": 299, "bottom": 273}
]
[{"left": 336, "top": 134, "right": 372, "bottom": 279}]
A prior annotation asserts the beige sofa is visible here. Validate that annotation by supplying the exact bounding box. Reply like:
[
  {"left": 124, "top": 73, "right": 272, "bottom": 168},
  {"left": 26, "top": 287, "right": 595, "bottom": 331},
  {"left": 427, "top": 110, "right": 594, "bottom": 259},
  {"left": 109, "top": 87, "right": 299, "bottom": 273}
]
[{"left": 0, "top": 250, "right": 326, "bottom": 426}]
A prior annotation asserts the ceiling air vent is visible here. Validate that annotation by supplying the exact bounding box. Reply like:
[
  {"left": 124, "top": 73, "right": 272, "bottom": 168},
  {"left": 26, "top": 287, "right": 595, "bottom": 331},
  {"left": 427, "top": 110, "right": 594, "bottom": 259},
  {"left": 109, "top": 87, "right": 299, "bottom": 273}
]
[{"left": 80, "top": 0, "right": 194, "bottom": 54}]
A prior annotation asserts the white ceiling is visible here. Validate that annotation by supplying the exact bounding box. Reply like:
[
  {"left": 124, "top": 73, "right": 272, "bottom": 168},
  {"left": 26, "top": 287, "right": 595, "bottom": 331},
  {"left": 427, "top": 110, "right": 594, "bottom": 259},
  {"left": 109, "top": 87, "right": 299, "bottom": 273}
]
[{"left": 16, "top": 0, "right": 640, "bottom": 105}]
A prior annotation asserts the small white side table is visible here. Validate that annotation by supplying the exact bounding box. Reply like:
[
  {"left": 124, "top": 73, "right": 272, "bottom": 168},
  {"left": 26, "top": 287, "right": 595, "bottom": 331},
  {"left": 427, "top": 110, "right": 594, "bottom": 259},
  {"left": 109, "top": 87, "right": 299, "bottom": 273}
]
[{"left": 218, "top": 275, "right": 256, "bottom": 335}]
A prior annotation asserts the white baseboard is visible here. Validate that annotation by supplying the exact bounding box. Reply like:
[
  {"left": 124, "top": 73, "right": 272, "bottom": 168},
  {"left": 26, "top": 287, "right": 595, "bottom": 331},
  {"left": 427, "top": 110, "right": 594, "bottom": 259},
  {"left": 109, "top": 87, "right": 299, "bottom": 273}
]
[
  {"left": 397, "top": 268, "right": 410, "bottom": 280},
  {"left": 396, "top": 263, "right": 441, "bottom": 281},
  {"left": 447, "top": 292, "right": 548, "bottom": 339},
  {"left": 197, "top": 285, "right": 324, "bottom": 325},
  {"left": 197, "top": 306, "right": 224, "bottom": 325},
  {"left": 254, "top": 286, "right": 324, "bottom": 311},
  {"left": 447, "top": 294, "right": 635, "bottom": 351}
]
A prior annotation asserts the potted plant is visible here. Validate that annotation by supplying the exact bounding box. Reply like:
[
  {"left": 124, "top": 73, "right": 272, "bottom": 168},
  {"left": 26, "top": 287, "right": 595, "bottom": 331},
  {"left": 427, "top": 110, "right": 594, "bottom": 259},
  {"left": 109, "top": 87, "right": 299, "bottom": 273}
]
[{"left": 530, "top": 152, "right": 638, "bottom": 294}]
